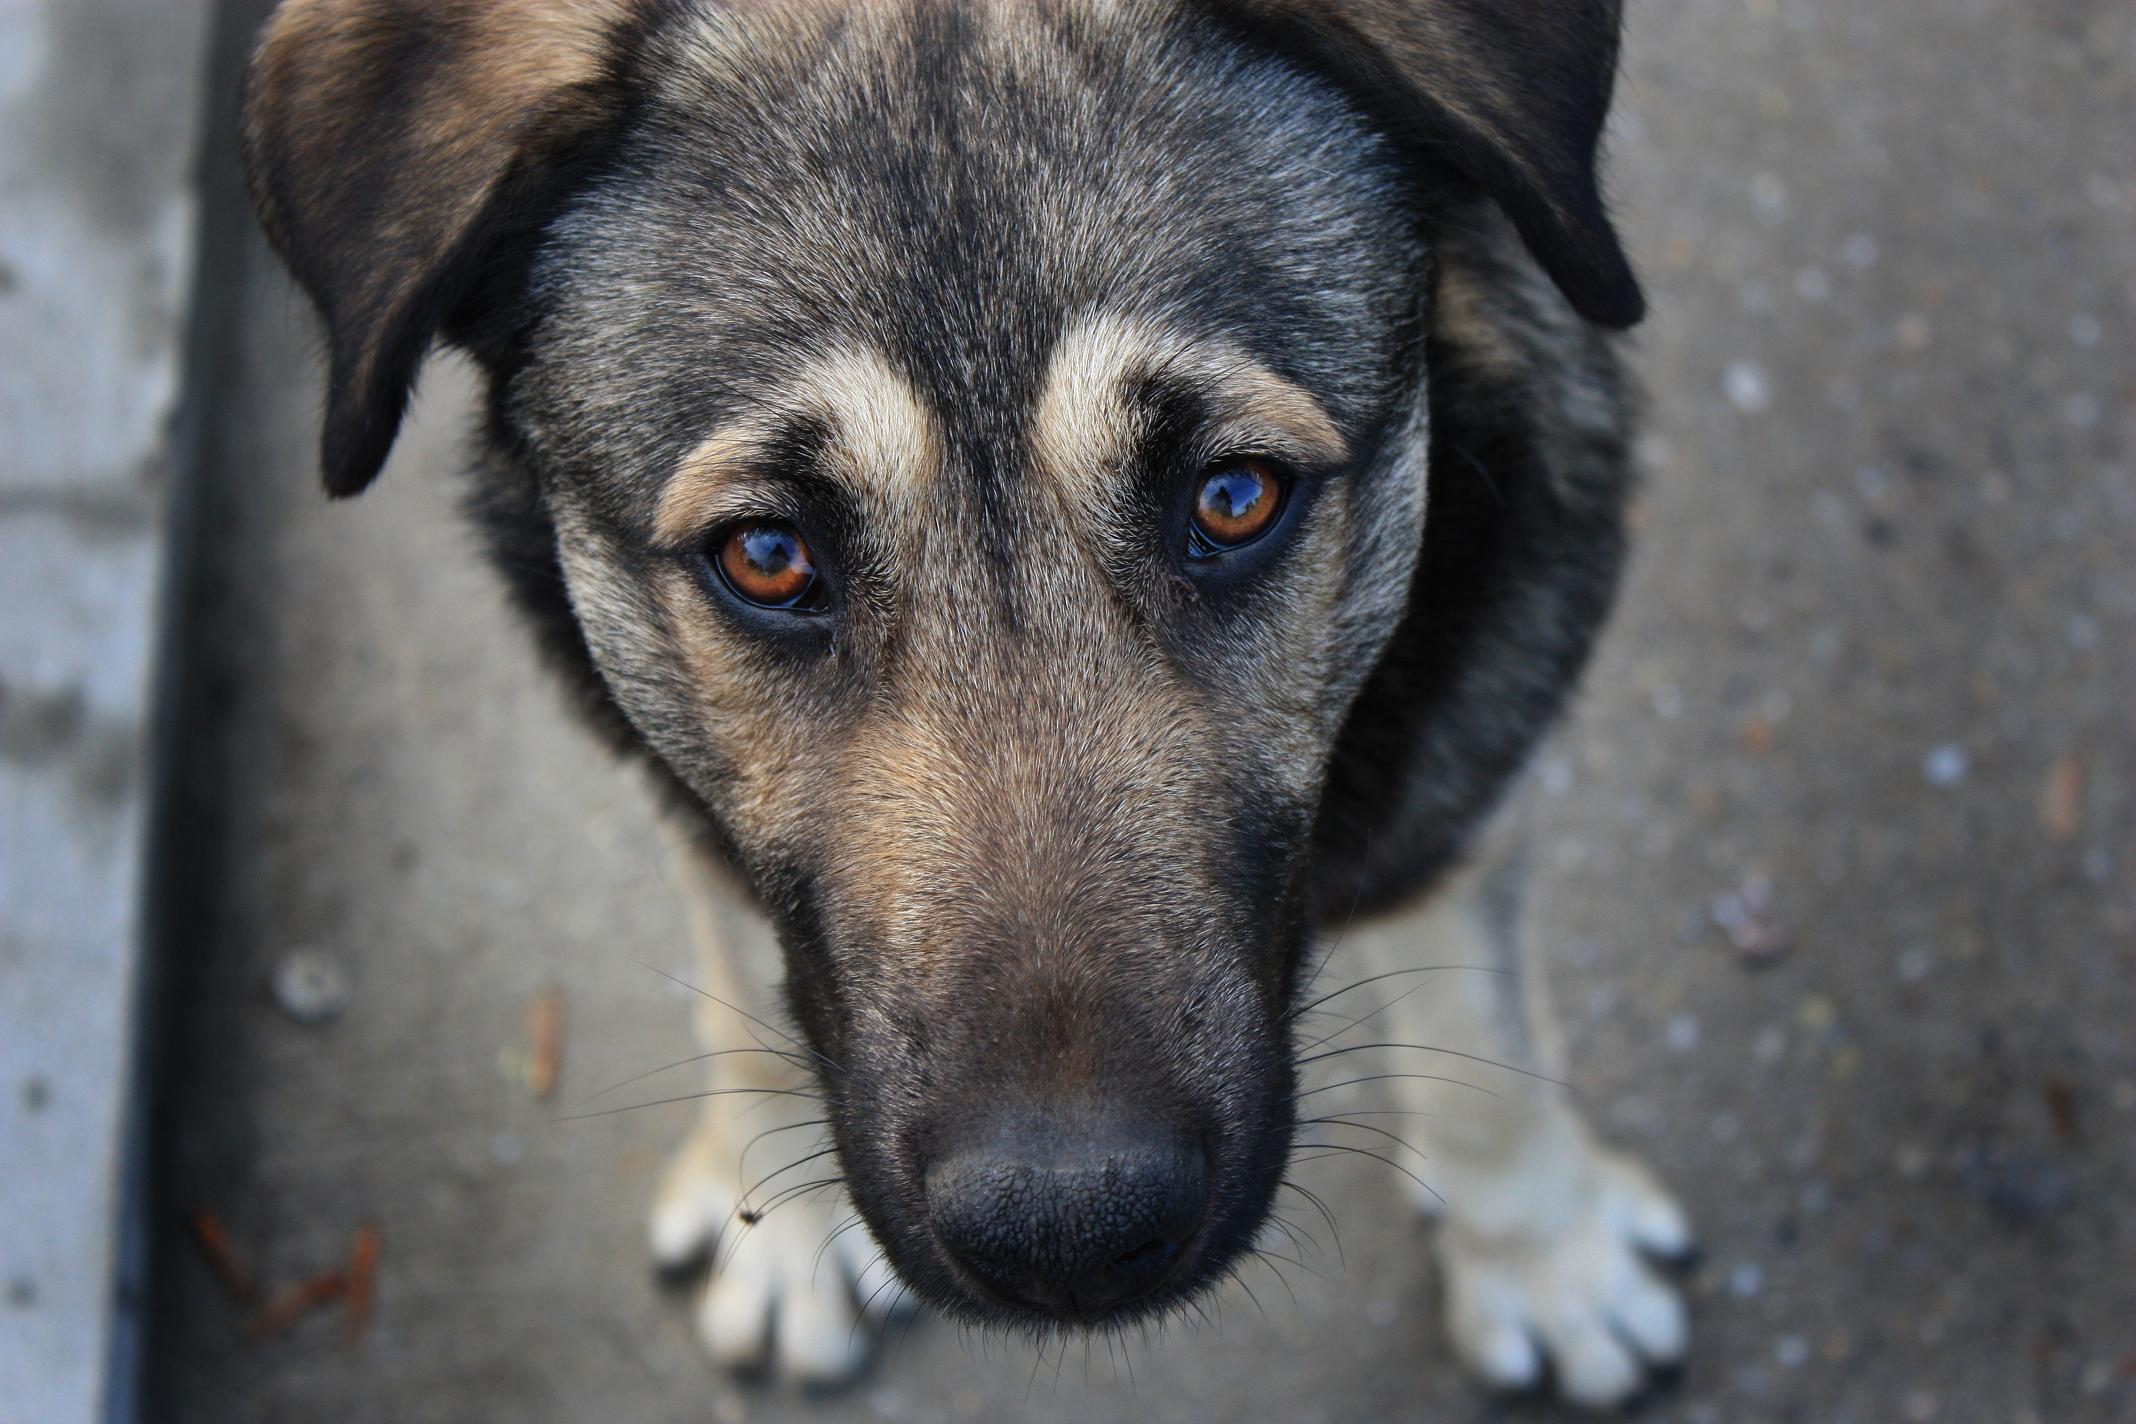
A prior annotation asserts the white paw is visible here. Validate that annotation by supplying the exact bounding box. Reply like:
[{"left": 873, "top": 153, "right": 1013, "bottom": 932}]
[
  {"left": 1437, "top": 1149, "right": 1692, "bottom": 1409},
  {"left": 650, "top": 1124, "right": 912, "bottom": 1384}
]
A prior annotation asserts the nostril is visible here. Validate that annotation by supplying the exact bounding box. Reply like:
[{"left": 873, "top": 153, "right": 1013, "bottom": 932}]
[{"left": 1111, "top": 1237, "right": 1181, "bottom": 1274}]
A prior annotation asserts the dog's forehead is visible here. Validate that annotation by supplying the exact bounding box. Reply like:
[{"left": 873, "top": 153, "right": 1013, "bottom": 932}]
[{"left": 529, "top": 0, "right": 1421, "bottom": 493}]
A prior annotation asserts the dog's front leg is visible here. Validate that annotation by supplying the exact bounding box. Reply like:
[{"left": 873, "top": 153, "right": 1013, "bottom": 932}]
[
  {"left": 646, "top": 828, "right": 899, "bottom": 1383},
  {"left": 1335, "top": 829, "right": 1693, "bottom": 1408}
]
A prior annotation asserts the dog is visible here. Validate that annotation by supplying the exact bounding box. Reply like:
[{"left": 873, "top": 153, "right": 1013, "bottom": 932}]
[{"left": 241, "top": 0, "right": 1693, "bottom": 1407}]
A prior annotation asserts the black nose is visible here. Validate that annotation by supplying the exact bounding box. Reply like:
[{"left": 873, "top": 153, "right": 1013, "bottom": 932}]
[{"left": 925, "top": 1110, "right": 1209, "bottom": 1319}]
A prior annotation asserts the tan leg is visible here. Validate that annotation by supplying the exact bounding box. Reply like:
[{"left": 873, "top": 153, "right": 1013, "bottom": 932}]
[
  {"left": 1327, "top": 820, "right": 1692, "bottom": 1408},
  {"left": 645, "top": 825, "right": 900, "bottom": 1383}
]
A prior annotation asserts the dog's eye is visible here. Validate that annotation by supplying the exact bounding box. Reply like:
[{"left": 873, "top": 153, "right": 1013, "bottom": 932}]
[
  {"left": 1188, "top": 459, "right": 1286, "bottom": 557},
  {"left": 714, "top": 520, "right": 822, "bottom": 610}
]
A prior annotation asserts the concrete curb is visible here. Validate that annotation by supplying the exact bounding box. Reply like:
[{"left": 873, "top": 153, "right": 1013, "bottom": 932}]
[{"left": 0, "top": 3, "right": 216, "bottom": 1420}]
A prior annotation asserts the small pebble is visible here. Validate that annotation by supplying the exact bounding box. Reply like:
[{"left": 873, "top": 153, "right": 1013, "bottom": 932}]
[
  {"left": 1896, "top": 946, "right": 1933, "bottom": 983},
  {"left": 1796, "top": 996, "right": 1838, "bottom": 1034},
  {"left": 2111, "top": 1080, "right": 2136, "bottom": 1113},
  {"left": 1751, "top": 172, "right": 1788, "bottom": 221},
  {"left": 490, "top": 1133, "right": 522, "bottom": 1167},
  {"left": 2068, "top": 312, "right": 2102, "bottom": 347},
  {"left": 1365, "top": 1295, "right": 1398, "bottom": 1328},
  {"left": 1903, "top": 1389, "right": 1938, "bottom": 1422},
  {"left": 5, "top": 1278, "right": 34, "bottom": 1309},
  {"left": 1539, "top": 755, "right": 1575, "bottom": 795},
  {"left": 2063, "top": 393, "right": 2101, "bottom": 430},
  {"left": 1728, "top": 1260, "right": 1765, "bottom": 1299},
  {"left": 269, "top": 947, "right": 352, "bottom": 1025},
  {"left": 2064, "top": 613, "right": 2098, "bottom": 650},
  {"left": 1667, "top": 1013, "right": 1702, "bottom": 1053},
  {"left": 1724, "top": 361, "right": 1773, "bottom": 414},
  {"left": 2080, "top": 1359, "right": 2115, "bottom": 1396},
  {"left": 1922, "top": 743, "right": 1969, "bottom": 788},
  {"left": 21, "top": 1076, "right": 50, "bottom": 1112},
  {"left": 1842, "top": 232, "right": 1880, "bottom": 268},
  {"left": 1793, "top": 265, "right": 1832, "bottom": 303},
  {"left": 1774, "top": 1334, "right": 1810, "bottom": 1368},
  {"left": 1752, "top": 1025, "right": 1788, "bottom": 1065}
]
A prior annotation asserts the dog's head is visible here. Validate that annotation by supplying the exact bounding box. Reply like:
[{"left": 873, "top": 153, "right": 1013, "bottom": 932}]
[{"left": 245, "top": 0, "right": 1635, "bottom": 1329}]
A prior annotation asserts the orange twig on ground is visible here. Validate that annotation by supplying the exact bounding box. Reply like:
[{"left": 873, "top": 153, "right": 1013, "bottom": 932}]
[
  {"left": 248, "top": 1271, "right": 347, "bottom": 1340},
  {"left": 186, "top": 1210, "right": 259, "bottom": 1306},
  {"left": 526, "top": 986, "right": 568, "bottom": 1100},
  {"left": 344, "top": 1224, "right": 381, "bottom": 1341}
]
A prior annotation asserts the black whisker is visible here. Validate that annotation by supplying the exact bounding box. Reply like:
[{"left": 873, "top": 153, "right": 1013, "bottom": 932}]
[
  {"left": 1297, "top": 1040, "right": 1568, "bottom": 1090},
  {"left": 1292, "top": 1141, "right": 1445, "bottom": 1206},
  {"left": 735, "top": 1118, "right": 831, "bottom": 1189},
  {"left": 810, "top": 1211, "right": 866, "bottom": 1281},
  {"left": 549, "top": 1084, "right": 821, "bottom": 1123},
  {"left": 629, "top": 958, "right": 842, "bottom": 1074},
  {"left": 737, "top": 1145, "right": 840, "bottom": 1216},
  {"left": 1301, "top": 1115, "right": 1429, "bottom": 1163},
  {"left": 578, "top": 1045, "right": 817, "bottom": 1105},
  {"left": 1295, "top": 1070, "right": 1503, "bottom": 1103},
  {"left": 1277, "top": 1179, "right": 1344, "bottom": 1267},
  {"left": 1283, "top": 962, "right": 1511, "bottom": 1026},
  {"left": 1223, "top": 1262, "right": 1271, "bottom": 1321}
]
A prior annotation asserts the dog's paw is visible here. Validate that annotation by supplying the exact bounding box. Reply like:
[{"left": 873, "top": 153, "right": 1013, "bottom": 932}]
[
  {"left": 1435, "top": 1149, "right": 1692, "bottom": 1409},
  {"left": 650, "top": 1123, "right": 910, "bottom": 1385}
]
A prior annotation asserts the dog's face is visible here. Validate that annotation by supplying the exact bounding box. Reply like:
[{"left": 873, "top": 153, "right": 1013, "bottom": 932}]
[{"left": 245, "top": 0, "right": 1637, "bottom": 1330}]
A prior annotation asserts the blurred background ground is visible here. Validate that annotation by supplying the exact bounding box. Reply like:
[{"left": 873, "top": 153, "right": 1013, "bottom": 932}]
[{"left": 129, "top": 1, "right": 2134, "bottom": 1422}]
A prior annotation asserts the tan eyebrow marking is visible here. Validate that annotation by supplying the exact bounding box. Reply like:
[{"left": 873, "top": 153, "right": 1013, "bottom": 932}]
[
  {"left": 1030, "top": 310, "right": 1349, "bottom": 498},
  {"left": 654, "top": 346, "right": 939, "bottom": 547}
]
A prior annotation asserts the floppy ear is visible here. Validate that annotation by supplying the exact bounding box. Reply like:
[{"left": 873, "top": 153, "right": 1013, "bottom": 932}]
[
  {"left": 241, "top": 0, "right": 645, "bottom": 496},
  {"left": 1209, "top": 0, "right": 1644, "bottom": 328}
]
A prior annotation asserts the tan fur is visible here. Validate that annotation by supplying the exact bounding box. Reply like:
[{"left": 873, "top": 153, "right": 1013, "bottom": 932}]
[
  {"left": 654, "top": 347, "right": 941, "bottom": 548},
  {"left": 1031, "top": 311, "right": 1350, "bottom": 511}
]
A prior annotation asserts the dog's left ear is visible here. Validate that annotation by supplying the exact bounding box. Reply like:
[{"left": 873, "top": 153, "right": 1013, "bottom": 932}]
[
  {"left": 1209, "top": 0, "right": 1644, "bottom": 328},
  {"left": 241, "top": 0, "right": 646, "bottom": 496}
]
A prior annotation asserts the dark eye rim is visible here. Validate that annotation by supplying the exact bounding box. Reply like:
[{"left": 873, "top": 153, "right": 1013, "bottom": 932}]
[
  {"left": 701, "top": 517, "right": 832, "bottom": 615},
  {"left": 1185, "top": 457, "right": 1293, "bottom": 561}
]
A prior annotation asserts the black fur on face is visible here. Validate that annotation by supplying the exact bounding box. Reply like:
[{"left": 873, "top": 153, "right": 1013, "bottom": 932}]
[{"left": 244, "top": 0, "right": 1640, "bottom": 1333}]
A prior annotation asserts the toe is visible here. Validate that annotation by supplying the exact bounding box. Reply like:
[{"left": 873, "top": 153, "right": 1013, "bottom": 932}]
[
  {"left": 775, "top": 1272, "right": 869, "bottom": 1384},
  {"left": 649, "top": 1136, "right": 734, "bottom": 1269},
  {"left": 699, "top": 1247, "right": 775, "bottom": 1370},
  {"left": 1535, "top": 1301, "right": 1643, "bottom": 1410},
  {"left": 1444, "top": 1267, "right": 1543, "bottom": 1392},
  {"left": 1608, "top": 1259, "right": 1689, "bottom": 1365},
  {"left": 1599, "top": 1153, "right": 1694, "bottom": 1260}
]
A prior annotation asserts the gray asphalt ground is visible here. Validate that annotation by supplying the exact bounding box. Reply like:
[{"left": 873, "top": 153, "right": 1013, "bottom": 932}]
[{"left": 141, "top": 2, "right": 2135, "bottom": 1421}]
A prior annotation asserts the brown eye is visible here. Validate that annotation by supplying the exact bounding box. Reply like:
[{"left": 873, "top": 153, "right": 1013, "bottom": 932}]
[
  {"left": 715, "top": 520, "right": 820, "bottom": 609},
  {"left": 1189, "top": 459, "right": 1285, "bottom": 556}
]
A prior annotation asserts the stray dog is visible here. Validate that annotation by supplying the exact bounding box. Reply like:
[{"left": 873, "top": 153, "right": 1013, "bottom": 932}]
[{"left": 243, "top": 0, "right": 1693, "bottom": 1406}]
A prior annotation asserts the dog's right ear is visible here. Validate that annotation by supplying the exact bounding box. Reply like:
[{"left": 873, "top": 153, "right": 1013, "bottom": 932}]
[
  {"left": 1206, "top": 0, "right": 1644, "bottom": 329},
  {"left": 241, "top": 0, "right": 646, "bottom": 496}
]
